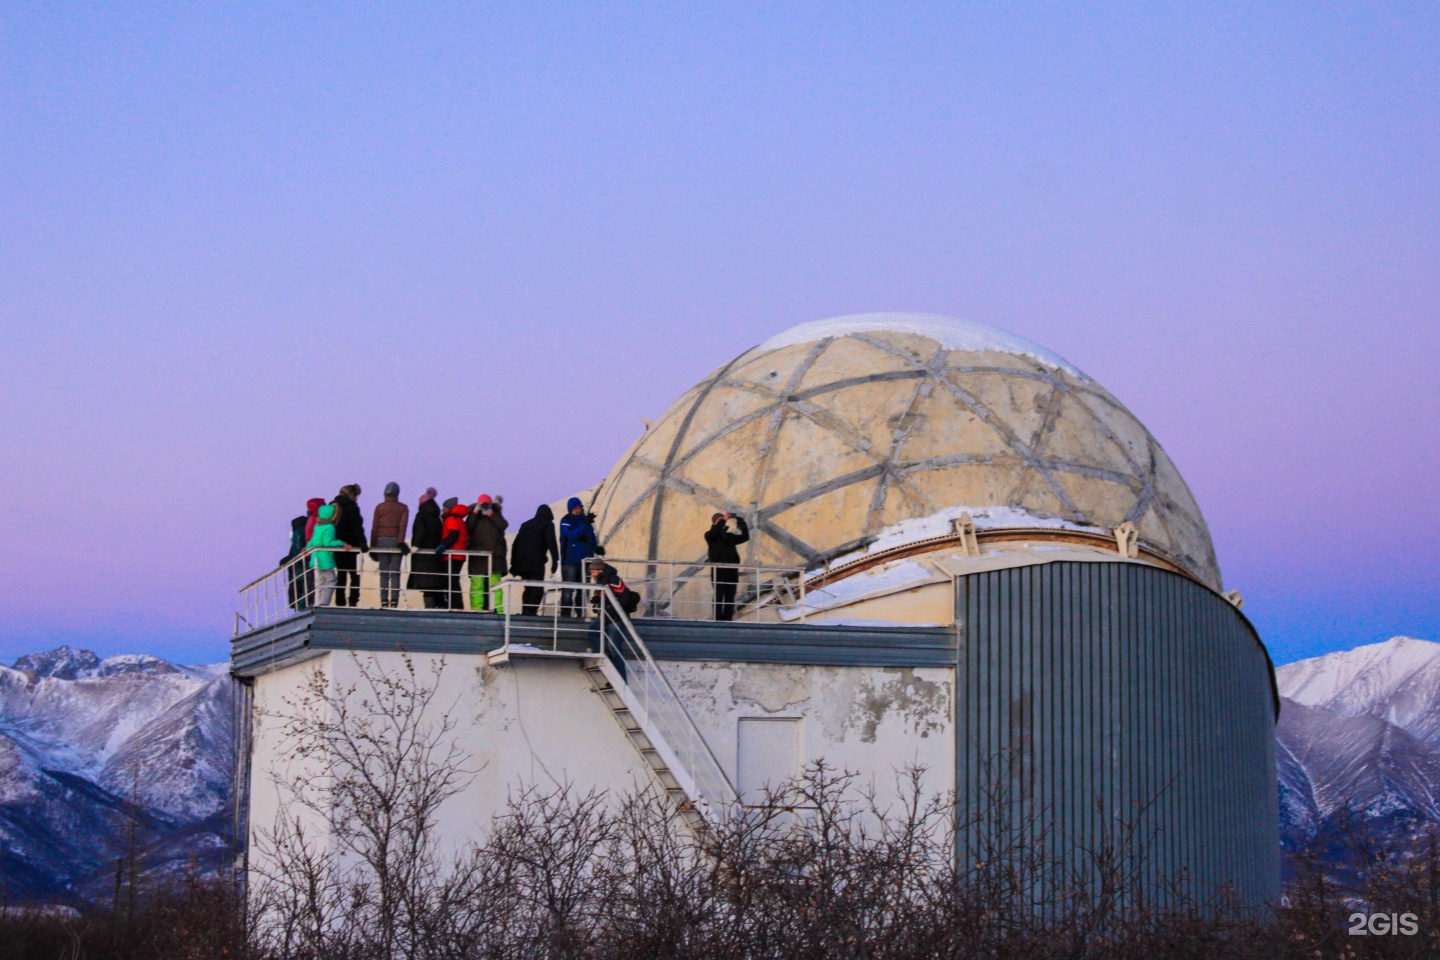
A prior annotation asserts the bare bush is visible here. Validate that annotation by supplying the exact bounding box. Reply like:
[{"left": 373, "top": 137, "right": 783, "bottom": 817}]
[{"left": 229, "top": 656, "right": 1440, "bottom": 959}]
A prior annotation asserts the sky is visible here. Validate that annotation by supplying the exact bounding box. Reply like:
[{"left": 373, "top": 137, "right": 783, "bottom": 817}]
[{"left": 1, "top": 3, "right": 1436, "bottom": 668}]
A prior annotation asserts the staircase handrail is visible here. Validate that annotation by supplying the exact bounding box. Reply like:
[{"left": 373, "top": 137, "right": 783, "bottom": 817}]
[{"left": 598, "top": 588, "right": 738, "bottom": 812}]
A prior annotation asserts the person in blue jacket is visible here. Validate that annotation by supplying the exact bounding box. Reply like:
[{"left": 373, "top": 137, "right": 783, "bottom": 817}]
[{"left": 558, "top": 497, "right": 597, "bottom": 617}]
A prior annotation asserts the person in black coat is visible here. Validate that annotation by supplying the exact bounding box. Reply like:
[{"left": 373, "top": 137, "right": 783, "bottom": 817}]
[
  {"left": 509, "top": 504, "right": 560, "bottom": 616},
  {"left": 408, "top": 488, "right": 447, "bottom": 608},
  {"left": 704, "top": 512, "right": 750, "bottom": 621},
  {"left": 331, "top": 484, "right": 368, "bottom": 606}
]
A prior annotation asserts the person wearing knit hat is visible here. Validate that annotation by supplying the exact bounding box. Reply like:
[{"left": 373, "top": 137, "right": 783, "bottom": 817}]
[
  {"left": 371, "top": 482, "right": 410, "bottom": 608},
  {"left": 466, "top": 494, "right": 508, "bottom": 613},
  {"left": 558, "top": 497, "right": 598, "bottom": 618}
]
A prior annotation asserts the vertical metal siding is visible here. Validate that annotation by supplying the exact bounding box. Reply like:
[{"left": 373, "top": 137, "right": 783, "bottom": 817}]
[{"left": 955, "top": 561, "right": 1280, "bottom": 911}]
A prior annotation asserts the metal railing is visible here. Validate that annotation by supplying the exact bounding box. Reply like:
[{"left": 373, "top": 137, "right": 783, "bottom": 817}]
[
  {"left": 600, "top": 557, "right": 807, "bottom": 623},
  {"left": 236, "top": 550, "right": 810, "bottom": 636},
  {"left": 492, "top": 580, "right": 738, "bottom": 819},
  {"left": 236, "top": 548, "right": 493, "bottom": 635}
]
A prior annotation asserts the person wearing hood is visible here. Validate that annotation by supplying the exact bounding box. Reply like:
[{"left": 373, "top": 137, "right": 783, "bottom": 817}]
[
  {"left": 558, "top": 497, "right": 597, "bottom": 618},
  {"left": 408, "top": 488, "right": 447, "bottom": 608},
  {"left": 466, "top": 494, "right": 508, "bottom": 613},
  {"left": 509, "top": 504, "right": 559, "bottom": 616},
  {"left": 370, "top": 482, "right": 410, "bottom": 608},
  {"left": 436, "top": 498, "right": 470, "bottom": 610},
  {"left": 331, "top": 484, "right": 367, "bottom": 607},
  {"left": 284, "top": 498, "right": 326, "bottom": 610},
  {"left": 306, "top": 503, "right": 351, "bottom": 606}
]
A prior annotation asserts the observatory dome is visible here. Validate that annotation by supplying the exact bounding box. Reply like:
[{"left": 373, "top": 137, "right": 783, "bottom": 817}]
[{"left": 593, "top": 313, "right": 1221, "bottom": 590}]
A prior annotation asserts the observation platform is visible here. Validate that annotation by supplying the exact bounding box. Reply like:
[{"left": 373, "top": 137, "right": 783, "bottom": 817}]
[{"left": 229, "top": 606, "right": 957, "bottom": 677}]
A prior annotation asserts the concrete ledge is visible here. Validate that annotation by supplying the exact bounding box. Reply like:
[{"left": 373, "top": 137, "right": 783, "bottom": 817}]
[{"left": 230, "top": 609, "right": 958, "bottom": 676}]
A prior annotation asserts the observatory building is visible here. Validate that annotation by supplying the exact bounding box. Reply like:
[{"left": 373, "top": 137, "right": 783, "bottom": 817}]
[{"left": 233, "top": 313, "right": 1279, "bottom": 908}]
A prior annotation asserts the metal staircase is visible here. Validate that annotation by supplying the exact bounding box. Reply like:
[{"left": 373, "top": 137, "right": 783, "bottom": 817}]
[{"left": 490, "top": 582, "right": 738, "bottom": 833}]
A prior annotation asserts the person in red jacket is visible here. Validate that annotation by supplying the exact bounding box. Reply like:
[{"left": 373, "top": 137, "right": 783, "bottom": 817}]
[{"left": 435, "top": 498, "right": 471, "bottom": 610}]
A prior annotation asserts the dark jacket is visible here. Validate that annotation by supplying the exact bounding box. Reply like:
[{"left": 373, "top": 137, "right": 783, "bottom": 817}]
[
  {"left": 705, "top": 515, "right": 750, "bottom": 565},
  {"left": 332, "top": 494, "right": 367, "bottom": 551},
  {"left": 589, "top": 561, "right": 640, "bottom": 615},
  {"left": 408, "top": 499, "right": 445, "bottom": 589},
  {"left": 284, "top": 515, "right": 307, "bottom": 564},
  {"left": 467, "top": 506, "right": 509, "bottom": 575},
  {"left": 510, "top": 505, "right": 559, "bottom": 577}
]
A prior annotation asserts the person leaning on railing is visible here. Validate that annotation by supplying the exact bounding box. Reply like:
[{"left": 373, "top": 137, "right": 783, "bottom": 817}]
[
  {"left": 587, "top": 551, "right": 640, "bottom": 616},
  {"left": 436, "top": 498, "right": 471, "bottom": 610},
  {"left": 467, "top": 494, "right": 507, "bottom": 613},
  {"left": 306, "top": 503, "right": 353, "bottom": 607},
  {"left": 371, "top": 482, "right": 410, "bottom": 609},
  {"left": 559, "top": 497, "right": 598, "bottom": 618},
  {"left": 408, "top": 488, "right": 448, "bottom": 609},
  {"left": 284, "top": 497, "right": 324, "bottom": 611},
  {"left": 331, "top": 484, "right": 368, "bottom": 607},
  {"left": 509, "top": 504, "right": 559, "bottom": 616}
]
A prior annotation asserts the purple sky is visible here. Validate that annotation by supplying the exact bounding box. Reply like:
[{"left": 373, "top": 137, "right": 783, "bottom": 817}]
[{"left": 2, "top": 4, "right": 1436, "bottom": 668}]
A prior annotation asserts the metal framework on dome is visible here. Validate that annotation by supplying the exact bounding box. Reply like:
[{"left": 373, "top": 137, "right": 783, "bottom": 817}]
[{"left": 593, "top": 319, "right": 1221, "bottom": 589}]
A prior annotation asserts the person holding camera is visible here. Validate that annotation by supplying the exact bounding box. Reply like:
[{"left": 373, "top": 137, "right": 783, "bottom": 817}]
[
  {"left": 705, "top": 511, "right": 750, "bottom": 621},
  {"left": 466, "top": 494, "right": 508, "bottom": 612},
  {"left": 559, "top": 497, "right": 597, "bottom": 618}
]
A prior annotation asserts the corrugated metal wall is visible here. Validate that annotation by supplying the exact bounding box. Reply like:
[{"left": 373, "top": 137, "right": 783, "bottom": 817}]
[{"left": 956, "top": 561, "right": 1279, "bottom": 911}]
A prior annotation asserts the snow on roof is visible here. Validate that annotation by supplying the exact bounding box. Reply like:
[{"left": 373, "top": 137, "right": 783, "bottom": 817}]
[
  {"left": 779, "top": 559, "right": 940, "bottom": 621},
  {"left": 757, "top": 313, "right": 1084, "bottom": 378},
  {"left": 825, "top": 504, "right": 1104, "bottom": 570}
]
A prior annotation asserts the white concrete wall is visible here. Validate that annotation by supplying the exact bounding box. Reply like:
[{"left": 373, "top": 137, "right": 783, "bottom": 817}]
[
  {"left": 248, "top": 654, "right": 337, "bottom": 866},
  {"left": 661, "top": 660, "right": 955, "bottom": 807},
  {"left": 247, "top": 649, "right": 956, "bottom": 883},
  {"left": 247, "top": 649, "right": 653, "bottom": 872}
]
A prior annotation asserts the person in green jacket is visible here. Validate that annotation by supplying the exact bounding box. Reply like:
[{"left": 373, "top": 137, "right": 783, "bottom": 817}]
[{"left": 307, "top": 503, "right": 351, "bottom": 606}]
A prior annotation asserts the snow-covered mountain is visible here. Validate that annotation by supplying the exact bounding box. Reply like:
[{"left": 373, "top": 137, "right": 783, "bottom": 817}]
[
  {"left": 0, "top": 646, "right": 233, "bottom": 901},
  {"left": 5, "top": 635, "right": 1439, "bottom": 901},
  {"left": 1276, "top": 636, "right": 1440, "bottom": 848}
]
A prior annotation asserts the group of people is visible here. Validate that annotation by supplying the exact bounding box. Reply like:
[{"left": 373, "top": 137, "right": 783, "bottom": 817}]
[{"left": 281, "top": 483, "right": 753, "bottom": 619}]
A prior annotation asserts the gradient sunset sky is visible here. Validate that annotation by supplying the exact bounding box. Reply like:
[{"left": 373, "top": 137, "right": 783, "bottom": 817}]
[{"left": 2, "top": 3, "right": 1436, "bottom": 667}]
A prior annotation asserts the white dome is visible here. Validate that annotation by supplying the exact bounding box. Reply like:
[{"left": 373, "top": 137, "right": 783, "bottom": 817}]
[{"left": 594, "top": 313, "right": 1221, "bottom": 589}]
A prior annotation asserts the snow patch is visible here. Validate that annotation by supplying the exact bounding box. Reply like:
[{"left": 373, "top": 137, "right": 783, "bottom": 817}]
[
  {"left": 100, "top": 654, "right": 180, "bottom": 677},
  {"left": 827, "top": 505, "right": 1102, "bottom": 569},
  {"left": 782, "top": 560, "right": 938, "bottom": 621},
  {"left": 758, "top": 313, "right": 1084, "bottom": 377}
]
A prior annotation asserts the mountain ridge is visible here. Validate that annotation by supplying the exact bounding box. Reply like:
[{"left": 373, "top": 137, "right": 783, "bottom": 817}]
[
  {"left": 0, "top": 646, "right": 233, "bottom": 901},
  {"left": 3, "top": 636, "right": 1439, "bottom": 901}
]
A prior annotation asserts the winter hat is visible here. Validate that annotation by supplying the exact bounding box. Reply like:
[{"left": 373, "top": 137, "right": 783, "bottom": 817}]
[
  {"left": 477, "top": 494, "right": 493, "bottom": 505},
  {"left": 419, "top": 487, "right": 436, "bottom": 504},
  {"left": 442, "top": 496, "right": 459, "bottom": 511},
  {"left": 567, "top": 497, "right": 583, "bottom": 511},
  {"left": 384, "top": 481, "right": 400, "bottom": 497}
]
